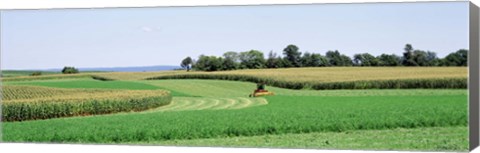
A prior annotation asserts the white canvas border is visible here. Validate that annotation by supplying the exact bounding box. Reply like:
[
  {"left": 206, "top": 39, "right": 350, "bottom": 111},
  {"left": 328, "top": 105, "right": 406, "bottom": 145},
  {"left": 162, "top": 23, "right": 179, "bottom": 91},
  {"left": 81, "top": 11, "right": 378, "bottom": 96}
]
[{"left": 0, "top": 0, "right": 477, "bottom": 153}]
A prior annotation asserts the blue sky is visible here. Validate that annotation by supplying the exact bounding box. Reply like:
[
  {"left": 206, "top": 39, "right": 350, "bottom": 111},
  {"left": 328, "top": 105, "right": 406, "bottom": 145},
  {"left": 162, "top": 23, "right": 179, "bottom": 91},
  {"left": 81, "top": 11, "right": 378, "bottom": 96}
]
[{"left": 1, "top": 2, "right": 469, "bottom": 70}]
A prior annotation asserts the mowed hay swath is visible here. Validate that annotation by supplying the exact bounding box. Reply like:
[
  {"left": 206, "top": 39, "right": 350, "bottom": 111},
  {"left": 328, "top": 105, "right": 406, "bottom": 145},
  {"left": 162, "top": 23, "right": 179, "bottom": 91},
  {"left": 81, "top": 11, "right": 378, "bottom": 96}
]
[
  {"left": 146, "top": 67, "right": 467, "bottom": 90},
  {"left": 2, "top": 86, "right": 172, "bottom": 121}
]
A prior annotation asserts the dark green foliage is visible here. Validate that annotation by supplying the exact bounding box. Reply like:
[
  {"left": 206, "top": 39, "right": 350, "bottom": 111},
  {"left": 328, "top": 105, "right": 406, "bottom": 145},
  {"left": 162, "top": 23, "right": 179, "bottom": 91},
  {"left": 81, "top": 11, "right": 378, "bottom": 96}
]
[
  {"left": 239, "top": 50, "right": 266, "bottom": 69},
  {"left": 401, "top": 44, "right": 441, "bottom": 66},
  {"left": 442, "top": 49, "right": 468, "bottom": 66},
  {"left": 62, "top": 66, "right": 79, "bottom": 74},
  {"left": 91, "top": 75, "right": 115, "bottom": 81},
  {"left": 411, "top": 50, "right": 439, "bottom": 66},
  {"left": 221, "top": 52, "right": 240, "bottom": 70},
  {"left": 413, "top": 50, "right": 429, "bottom": 66},
  {"left": 148, "top": 74, "right": 467, "bottom": 90},
  {"left": 326, "top": 50, "right": 353, "bottom": 66},
  {"left": 30, "top": 71, "right": 42, "bottom": 76},
  {"left": 180, "top": 57, "right": 193, "bottom": 71},
  {"left": 425, "top": 51, "right": 440, "bottom": 66},
  {"left": 353, "top": 53, "right": 379, "bottom": 66},
  {"left": 283, "top": 44, "right": 302, "bottom": 67},
  {"left": 180, "top": 44, "right": 466, "bottom": 71},
  {"left": 266, "top": 51, "right": 283, "bottom": 68},
  {"left": 377, "top": 54, "right": 401, "bottom": 66},
  {"left": 194, "top": 55, "right": 223, "bottom": 71},
  {"left": 402, "top": 44, "right": 418, "bottom": 66},
  {"left": 301, "top": 52, "right": 329, "bottom": 67},
  {"left": 310, "top": 78, "right": 467, "bottom": 90}
]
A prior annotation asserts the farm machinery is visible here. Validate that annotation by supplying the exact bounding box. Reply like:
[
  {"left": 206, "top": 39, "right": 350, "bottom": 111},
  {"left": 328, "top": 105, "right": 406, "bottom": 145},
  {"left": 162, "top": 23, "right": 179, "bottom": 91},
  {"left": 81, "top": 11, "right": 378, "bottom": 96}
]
[{"left": 249, "top": 83, "right": 274, "bottom": 97}]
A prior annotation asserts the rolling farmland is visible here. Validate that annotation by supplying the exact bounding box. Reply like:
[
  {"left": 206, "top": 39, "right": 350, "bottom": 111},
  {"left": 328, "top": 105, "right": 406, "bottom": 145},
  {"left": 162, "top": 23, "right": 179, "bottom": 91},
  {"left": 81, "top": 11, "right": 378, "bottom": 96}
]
[{"left": 0, "top": 67, "right": 469, "bottom": 151}]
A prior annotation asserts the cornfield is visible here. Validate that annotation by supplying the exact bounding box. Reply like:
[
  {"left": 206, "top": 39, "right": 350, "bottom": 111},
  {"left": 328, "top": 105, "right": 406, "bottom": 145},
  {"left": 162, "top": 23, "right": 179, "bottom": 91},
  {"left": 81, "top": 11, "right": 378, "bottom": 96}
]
[
  {"left": 2, "top": 73, "right": 92, "bottom": 82},
  {"left": 2, "top": 85, "right": 172, "bottom": 121},
  {"left": 148, "top": 74, "right": 467, "bottom": 90},
  {"left": 98, "top": 67, "right": 467, "bottom": 81}
]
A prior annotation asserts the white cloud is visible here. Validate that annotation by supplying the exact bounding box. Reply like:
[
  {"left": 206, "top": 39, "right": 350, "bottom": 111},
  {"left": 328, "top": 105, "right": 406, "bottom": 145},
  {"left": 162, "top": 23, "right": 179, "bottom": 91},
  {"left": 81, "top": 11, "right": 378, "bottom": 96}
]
[{"left": 141, "top": 26, "right": 153, "bottom": 32}]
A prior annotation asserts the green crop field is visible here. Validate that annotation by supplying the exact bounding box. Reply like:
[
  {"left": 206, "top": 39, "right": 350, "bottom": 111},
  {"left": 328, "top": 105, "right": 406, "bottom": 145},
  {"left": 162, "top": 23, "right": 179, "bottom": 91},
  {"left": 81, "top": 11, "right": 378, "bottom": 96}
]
[{"left": 0, "top": 67, "right": 469, "bottom": 151}]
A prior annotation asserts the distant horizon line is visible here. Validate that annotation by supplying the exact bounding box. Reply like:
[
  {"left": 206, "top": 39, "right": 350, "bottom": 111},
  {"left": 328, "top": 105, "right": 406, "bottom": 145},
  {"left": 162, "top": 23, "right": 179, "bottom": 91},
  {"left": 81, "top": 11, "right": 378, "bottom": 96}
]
[{"left": 1, "top": 65, "right": 181, "bottom": 71}]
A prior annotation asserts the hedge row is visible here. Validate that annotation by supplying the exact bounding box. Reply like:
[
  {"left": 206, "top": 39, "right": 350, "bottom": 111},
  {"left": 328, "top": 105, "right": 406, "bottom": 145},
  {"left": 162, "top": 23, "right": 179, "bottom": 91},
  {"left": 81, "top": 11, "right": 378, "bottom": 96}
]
[
  {"left": 147, "top": 74, "right": 467, "bottom": 90},
  {"left": 91, "top": 75, "right": 115, "bottom": 81}
]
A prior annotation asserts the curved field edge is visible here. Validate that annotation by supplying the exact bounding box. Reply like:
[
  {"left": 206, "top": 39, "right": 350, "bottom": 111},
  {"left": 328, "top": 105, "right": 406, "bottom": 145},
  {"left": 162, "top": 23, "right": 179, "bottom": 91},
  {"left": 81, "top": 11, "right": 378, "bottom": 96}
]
[
  {"left": 4, "top": 79, "right": 468, "bottom": 97},
  {"left": 2, "top": 94, "right": 467, "bottom": 144},
  {"left": 2, "top": 86, "right": 172, "bottom": 121},
  {"left": 147, "top": 74, "right": 467, "bottom": 90},
  {"left": 145, "top": 79, "right": 467, "bottom": 97},
  {"left": 4, "top": 79, "right": 194, "bottom": 97},
  {"left": 137, "top": 126, "right": 467, "bottom": 151}
]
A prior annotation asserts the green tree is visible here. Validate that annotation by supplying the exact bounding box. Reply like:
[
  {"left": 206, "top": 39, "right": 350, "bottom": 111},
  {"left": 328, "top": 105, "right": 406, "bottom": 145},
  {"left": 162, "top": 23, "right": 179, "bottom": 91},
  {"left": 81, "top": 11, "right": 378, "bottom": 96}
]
[
  {"left": 377, "top": 54, "right": 401, "bottom": 66},
  {"left": 223, "top": 51, "right": 240, "bottom": 62},
  {"left": 442, "top": 49, "right": 468, "bottom": 66},
  {"left": 301, "top": 52, "right": 328, "bottom": 67},
  {"left": 282, "top": 44, "right": 302, "bottom": 67},
  {"left": 266, "top": 51, "right": 282, "bottom": 68},
  {"left": 180, "top": 56, "right": 193, "bottom": 71},
  {"left": 402, "top": 44, "right": 418, "bottom": 66},
  {"left": 62, "top": 66, "right": 79, "bottom": 74},
  {"left": 353, "top": 53, "right": 379, "bottom": 66},
  {"left": 194, "top": 55, "right": 223, "bottom": 71},
  {"left": 222, "top": 51, "right": 240, "bottom": 70},
  {"left": 412, "top": 50, "right": 429, "bottom": 66},
  {"left": 312, "top": 53, "right": 329, "bottom": 67},
  {"left": 411, "top": 50, "right": 440, "bottom": 66},
  {"left": 425, "top": 51, "right": 440, "bottom": 66},
  {"left": 300, "top": 52, "right": 313, "bottom": 67},
  {"left": 239, "top": 50, "right": 266, "bottom": 69},
  {"left": 326, "top": 50, "right": 353, "bottom": 66}
]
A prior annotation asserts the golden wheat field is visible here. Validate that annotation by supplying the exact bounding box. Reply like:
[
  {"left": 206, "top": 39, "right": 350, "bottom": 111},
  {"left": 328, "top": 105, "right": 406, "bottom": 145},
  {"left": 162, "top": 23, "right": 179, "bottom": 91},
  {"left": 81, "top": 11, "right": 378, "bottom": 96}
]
[
  {"left": 93, "top": 67, "right": 467, "bottom": 82},
  {"left": 3, "top": 67, "right": 467, "bottom": 82}
]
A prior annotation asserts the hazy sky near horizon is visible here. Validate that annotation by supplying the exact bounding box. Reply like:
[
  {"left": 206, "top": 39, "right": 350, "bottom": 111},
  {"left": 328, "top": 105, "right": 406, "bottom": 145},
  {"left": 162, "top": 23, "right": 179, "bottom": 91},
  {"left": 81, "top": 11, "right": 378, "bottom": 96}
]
[{"left": 1, "top": 2, "right": 469, "bottom": 70}]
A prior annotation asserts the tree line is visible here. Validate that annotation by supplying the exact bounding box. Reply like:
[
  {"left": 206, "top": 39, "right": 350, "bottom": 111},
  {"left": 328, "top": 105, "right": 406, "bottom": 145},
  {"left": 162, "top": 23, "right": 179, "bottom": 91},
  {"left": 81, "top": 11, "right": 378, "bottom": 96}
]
[{"left": 180, "top": 44, "right": 468, "bottom": 71}]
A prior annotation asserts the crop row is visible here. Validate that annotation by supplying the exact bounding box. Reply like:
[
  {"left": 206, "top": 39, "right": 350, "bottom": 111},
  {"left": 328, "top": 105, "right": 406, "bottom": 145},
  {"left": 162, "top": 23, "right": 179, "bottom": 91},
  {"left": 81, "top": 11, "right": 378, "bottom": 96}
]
[
  {"left": 2, "top": 74, "right": 92, "bottom": 82},
  {"left": 2, "top": 94, "right": 467, "bottom": 143},
  {"left": 2, "top": 86, "right": 172, "bottom": 121},
  {"left": 2, "top": 86, "right": 77, "bottom": 100},
  {"left": 147, "top": 74, "right": 467, "bottom": 90}
]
